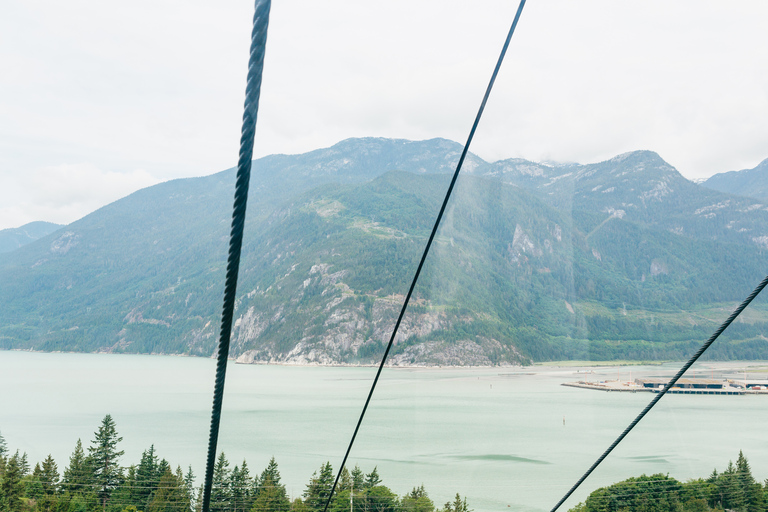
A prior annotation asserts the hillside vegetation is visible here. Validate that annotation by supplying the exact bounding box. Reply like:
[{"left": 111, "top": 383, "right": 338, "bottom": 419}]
[{"left": 2, "top": 138, "right": 768, "bottom": 365}]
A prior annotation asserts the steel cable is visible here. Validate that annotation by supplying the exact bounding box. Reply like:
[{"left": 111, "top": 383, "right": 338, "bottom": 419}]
[
  {"left": 549, "top": 274, "right": 768, "bottom": 512},
  {"left": 321, "top": 2, "right": 528, "bottom": 511},
  {"left": 201, "top": 2, "right": 271, "bottom": 512}
]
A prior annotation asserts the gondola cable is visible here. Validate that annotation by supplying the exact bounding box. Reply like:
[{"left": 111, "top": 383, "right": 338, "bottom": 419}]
[
  {"left": 201, "top": 2, "right": 272, "bottom": 512},
  {"left": 197, "top": 1, "right": 763, "bottom": 511},
  {"left": 321, "top": 1, "right": 528, "bottom": 511},
  {"left": 549, "top": 274, "right": 768, "bottom": 512}
]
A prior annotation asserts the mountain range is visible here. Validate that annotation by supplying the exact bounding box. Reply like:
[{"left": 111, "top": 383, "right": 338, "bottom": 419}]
[
  {"left": 2, "top": 138, "right": 768, "bottom": 365},
  {"left": 0, "top": 221, "right": 61, "bottom": 253},
  {"left": 702, "top": 158, "right": 768, "bottom": 201}
]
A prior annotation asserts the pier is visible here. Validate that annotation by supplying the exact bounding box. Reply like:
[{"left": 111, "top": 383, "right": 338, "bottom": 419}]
[{"left": 562, "top": 377, "right": 768, "bottom": 395}]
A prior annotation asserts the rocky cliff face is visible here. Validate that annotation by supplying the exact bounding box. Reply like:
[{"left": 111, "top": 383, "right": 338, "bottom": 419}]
[
  {"left": 3, "top": 138, "right": 768, "bottom": 365},
  {"left": 231, "top": 261, "right": 526, "bottom": 366}
]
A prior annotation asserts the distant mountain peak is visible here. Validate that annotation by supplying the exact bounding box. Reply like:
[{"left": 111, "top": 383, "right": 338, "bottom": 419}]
[
  {"left": 0, "top": 221, "right": 63, "bottom": 254},
  {"left": 702, "top": 156, "right": 768, "bottom": 201},
  {"left": 609, "top": 149, "right": 662, "bottom": 162},
  {"left": 4, "top": 137, "right": 768, "bottom": 364}
]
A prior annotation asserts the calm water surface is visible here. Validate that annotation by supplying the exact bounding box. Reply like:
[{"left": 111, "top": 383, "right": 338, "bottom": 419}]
[{"left": 2, "top": 351, "right": 767, "bottom": 512}]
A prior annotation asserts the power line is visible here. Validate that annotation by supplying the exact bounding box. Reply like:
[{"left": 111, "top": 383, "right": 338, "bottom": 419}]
[
  {"left": 549, "top": 274, "right": 768, "bottom": 512},
  {"left": 321, "top": 1, "right": 528, "bottom": 511}
]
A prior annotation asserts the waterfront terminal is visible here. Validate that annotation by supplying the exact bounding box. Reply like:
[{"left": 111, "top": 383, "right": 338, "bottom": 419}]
[{"left": 563, "top": 377, "right": 768, "bottom": 395}]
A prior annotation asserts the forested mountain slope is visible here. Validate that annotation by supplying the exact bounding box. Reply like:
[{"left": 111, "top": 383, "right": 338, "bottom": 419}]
[
  {"left": 0, "top": 221, "right": 62, "bottom": 253},
  {"left": 702, "top": 158, "right": 768, "bottom": 201},
  {"left": 2, "top": 139, "right": 767, "bottom": 364}
]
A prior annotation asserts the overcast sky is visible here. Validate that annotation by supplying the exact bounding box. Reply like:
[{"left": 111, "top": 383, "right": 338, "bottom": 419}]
[{"left": 1, "top": 0, "right": 767, "bottom": 230}]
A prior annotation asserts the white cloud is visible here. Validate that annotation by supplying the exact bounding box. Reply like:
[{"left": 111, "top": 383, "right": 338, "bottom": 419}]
[
  {"left": 1, "top": 0, "right": 767, "bottom": 228},
  {"left": 0, "top": 164, "right": 160, "bottom": 230}
]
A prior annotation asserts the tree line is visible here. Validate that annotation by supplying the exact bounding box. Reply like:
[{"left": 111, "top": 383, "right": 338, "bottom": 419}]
[
  {"left": 0, "top": 416, "right": 470, "bottom": 512},
  {"left": 570, "top": 451, "right": 768, "bottom": 512}
]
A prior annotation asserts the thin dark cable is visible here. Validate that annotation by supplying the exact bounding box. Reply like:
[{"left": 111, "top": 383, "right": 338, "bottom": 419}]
[
  {"left": 321, "top": 2, "right": 527, "bottom": 511},
  {"left": 549, "top": 274, "right": 768, "bottom": 512},
  {"left": 201, "top": 2, "right": 271, "bottom": 512}
]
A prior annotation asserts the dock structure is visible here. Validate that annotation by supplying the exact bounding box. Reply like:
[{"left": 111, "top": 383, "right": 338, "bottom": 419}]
[
  {"left": 562, "top": 380, "right": 646, "bottom": 393},
  {"left": 562, "top": 377, "right": 768, "bottom": 395},
  {"left": 636, "top": 377, "right": 723, "bottom": 390}
]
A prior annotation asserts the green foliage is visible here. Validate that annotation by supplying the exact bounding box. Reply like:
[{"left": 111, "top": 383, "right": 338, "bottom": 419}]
[
  {"left": 350, "top": 466, "right": 364, "bottom": 493},
  {"left": 364, "top": 467, "right": 381, "bottom": 489},
  {"left": 2, "top": 451, "right": 25, "bottom": 512},
  {"left": 401, "top": 486, "right": 435, "bottom": 512},
  {"left": 251, "top": 471, "right": 289, "bottom": 512},
  {"left": 441, "top": 493, "right": 470, "bottom": 512},
  {"left": 0, "top": 419, "right": 470, "bottom": 512},
  {"left": 134, "top": 445, "right": 161, "bottom": 509},
  {"left": 571, "top": 452, "right": 767, "bottom": 512},
  {"left": 364, "top": 486, "right": 398, "bottom": 512},
  {"left": 89, "top": 414, "right": 125, "bottom": 509},
  {"left": 146, "top": 468, "right": 190, "bottom": 512},
  {"left": 249, "top": 456, "right": 289, "bottom": 512},
  {"left": 211, "top": 452, "right": 231, "bottom": 512},
  {"left": 6, "top": 141, "right": 768, "bottom": 364},
  {"left": 229, "top": 461, "right": 252, "bottom": 512},
  {"left": 302, "top": 462, "right": 334, "bottom": 512},
  {"left": 62, "top": 439, "right": 93, "bottom": 495}
]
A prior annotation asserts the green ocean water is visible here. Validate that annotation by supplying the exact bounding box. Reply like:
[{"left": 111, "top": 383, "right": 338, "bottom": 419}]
[{"left": 2, "top": 351, "right": 767, "bottom": 512}]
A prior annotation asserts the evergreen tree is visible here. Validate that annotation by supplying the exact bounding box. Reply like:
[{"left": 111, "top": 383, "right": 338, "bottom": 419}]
[
  {"left": 28, "top": 462, "right": 46, "bottom": 501},
  {"left": 337, "top": 467, "right": 351, "bottom": 493},
  {"left": 89, "top": 414, "right": 125, "bottom": 511},
  {"left": 259, "top": 458, "right": 282, "bottom": 490},
  {"left": 291, "top": 497, "right": 312, "bottom": 512},
  {"left": 252, "top": 458, "right": 289, "bottom": 512},
  {"left": 365, "top": 485, "right": 398, "bottom": 512},
  {"left": 680, "top": 478, "right": 717, "bottom": 511},
  {"left": 736, "top": 451, "right": 764, "bottom": 512},
  {"left": 16, "top": 451, "right": 30, "bottom": 476},
  {"left": 62, "top": 439, "right": 94, "bottom": 494},
  {"left": 230, "top": 461, "right": 252, "bottom": 512},
  {"left": 108, "top": 465, "right": 137, "bottom": 512},
  {"left": 303, "top": 462, "right": 334, "bottom": 512},
  {"left": 763, "top": 479, "right": 768, "bottom": 512},
  {"left": 40, "top": 454, "right": 60, "bottom": 496},
  {"left": 717, "top": 461, "right": 743, "bottom": 511},
  {"left": 174, "top": 465, "right": 190, "bottom": 511},
  {"left": 210, "top": 452, "right": 231, "bottom": 512},
  {"left": 1, "top": 451, "right": 24, "bottom": 512},
  {"left": 351, "top": 465, "right": 364, "bottom": 492},
  {"left": 442, "top": 494, "right": 470, "bottom": 512},
  {"left": 401, "top": 486, "right": 434, "bottom": 512},
  {"left": 35, "top": 454, "right": 61, "bottom": 512},
  {"left": 328, "top": 489, "right": 358, "bottom": 512},
  {"left": 252, "top": 472, "right": 291, "bottom": 512},
  {"left": 136, "top": 445, "right": 160, "bottom": 508},
  {"left": 184, "top": 465, "right": 197, "bottom": 511},
  {"left": 0, "top": 430, "right": 7, "bottom": 459},
  {"left": 157, "top": 459, "right": 171, "bottom": 479},
  {"left": 196, "top": 486, "right": 204, "bottom": 512},
  {"left": 147, "top": 468, "right": 191, "bottom": 512},
  {"left": 364, "top": 467, "right": 381, "bottom": 489}
]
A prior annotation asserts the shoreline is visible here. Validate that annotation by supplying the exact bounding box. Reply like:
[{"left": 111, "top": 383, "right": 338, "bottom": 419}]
[{"left": 4, "top": 348, "right": 768, "bottom": 373}]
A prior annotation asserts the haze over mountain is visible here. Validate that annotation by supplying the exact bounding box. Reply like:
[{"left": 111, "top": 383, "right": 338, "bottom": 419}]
[
  {"left": 0, "top": 221, "right": 62, "bottom": 253},
  {"left": 2, "top": 138, "right": 767, "bottom": 365},
  {"left": 702, "top": 158, "right": 768, "bottom": 202}
]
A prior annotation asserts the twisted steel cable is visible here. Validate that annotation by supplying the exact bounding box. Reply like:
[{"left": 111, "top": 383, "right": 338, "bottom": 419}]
[
  {"left": 321, "top": 2, "right": 528, "bottom": 511},
  {"left": 549, "top": 274, "right": 768, "bottom": 512},
  {"left": 201, "top": 2, "right": 271, "bottom": 511}
]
